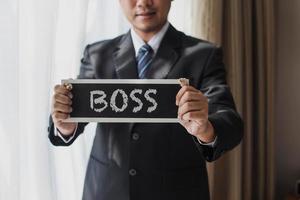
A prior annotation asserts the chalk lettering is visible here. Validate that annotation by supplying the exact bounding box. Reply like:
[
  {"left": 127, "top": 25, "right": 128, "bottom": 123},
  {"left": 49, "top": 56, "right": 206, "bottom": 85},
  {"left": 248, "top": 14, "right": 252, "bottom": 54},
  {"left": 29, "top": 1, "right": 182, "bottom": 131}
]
[
  {"left": 130, "top": 89, "right": 143, "bottom": 113},
  {"left": 144, "top": 89, "right": 158, "bottom": 113},
  {"left": 110, "top": 89, "right": 128, "bottom": 112},
  {"left": 89, "top": 88, "right": 158, "bottom": 114},
  {"left": 90, "top": 90, "right": 108, "bottom": 113}
]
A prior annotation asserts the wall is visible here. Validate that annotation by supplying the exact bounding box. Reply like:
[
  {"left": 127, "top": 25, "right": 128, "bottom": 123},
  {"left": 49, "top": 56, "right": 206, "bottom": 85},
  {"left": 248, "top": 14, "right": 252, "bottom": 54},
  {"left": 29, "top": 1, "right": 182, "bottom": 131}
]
[{"left": 275, "top": 0, "right": 300, "bottom": 199}]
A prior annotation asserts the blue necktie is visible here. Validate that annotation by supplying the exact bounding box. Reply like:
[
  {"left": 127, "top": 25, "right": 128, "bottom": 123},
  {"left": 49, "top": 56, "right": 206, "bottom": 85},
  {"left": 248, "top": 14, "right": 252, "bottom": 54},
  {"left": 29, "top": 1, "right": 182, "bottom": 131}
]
[{"left": 136, "top": 44, "right": 154, "bottom": 79}]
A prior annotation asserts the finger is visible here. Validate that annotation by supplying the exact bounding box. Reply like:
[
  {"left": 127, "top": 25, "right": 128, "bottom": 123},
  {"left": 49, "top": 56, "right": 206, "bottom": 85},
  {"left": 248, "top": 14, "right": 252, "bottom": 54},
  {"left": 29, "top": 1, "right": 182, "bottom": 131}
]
[
  {"left": 52, "top": 111, "right": 69, "bottom": 122},
  {"left": 176, "top": 86, "right": 198, "bottom": 104},
  {"left": 178, "top": 91, "right": 207, "bottom": 107},
  {"left": 181, "top": 111, "right": 208, "bottom": 123},
  {"left": 54, "top": 84, "right": 69, "bottom": 94},
  {"left": 178, "top": 101, "right": 206, "bottom": 118},
  {"left": 54, "top": 85, "right": 73, "bottom": 98},
  {"left": 53, "top": 102, "right": 73, "bottom": 114},
  {"left": 178, "top": 118, "right": 191, "bottom": 128},
  {"left": 176, "top": 86, "right": 202, "bottom": 105},
  {"left": 53, "top": 93, "right": 72, "bottom": 105}
]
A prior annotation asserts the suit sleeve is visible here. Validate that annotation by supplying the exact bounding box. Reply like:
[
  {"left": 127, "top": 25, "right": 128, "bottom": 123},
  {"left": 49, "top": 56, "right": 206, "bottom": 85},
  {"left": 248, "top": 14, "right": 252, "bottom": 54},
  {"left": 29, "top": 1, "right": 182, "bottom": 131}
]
[
  {"left": 193, "top": 47, "right": 244, "bottom": 162},
  {"left": 48, "top": 45, "right": 94, "bottom": 146}
]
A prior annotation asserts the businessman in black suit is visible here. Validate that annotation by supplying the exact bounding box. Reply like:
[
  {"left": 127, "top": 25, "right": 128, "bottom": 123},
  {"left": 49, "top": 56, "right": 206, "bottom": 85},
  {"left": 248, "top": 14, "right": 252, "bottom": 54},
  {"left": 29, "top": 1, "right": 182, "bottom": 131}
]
[{"left": 49, "top": 0, "right": 243, "bottom": 199}]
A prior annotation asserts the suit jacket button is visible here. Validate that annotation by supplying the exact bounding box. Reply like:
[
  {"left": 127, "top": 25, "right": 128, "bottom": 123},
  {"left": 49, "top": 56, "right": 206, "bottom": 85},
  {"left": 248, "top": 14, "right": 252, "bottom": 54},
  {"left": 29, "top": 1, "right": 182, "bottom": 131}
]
[
  {"left": 132, "top": 133, "right": 140, "bottom": 141},
  {"left": 129, "top": 169, "right": 137, "bottom": 176}
]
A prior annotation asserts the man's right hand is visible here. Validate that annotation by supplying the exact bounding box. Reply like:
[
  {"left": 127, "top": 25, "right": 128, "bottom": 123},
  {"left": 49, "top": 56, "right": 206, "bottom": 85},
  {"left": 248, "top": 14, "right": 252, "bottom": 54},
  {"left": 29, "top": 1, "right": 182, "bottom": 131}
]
[{"left": 51, "top": 84, "right": 77, "bottom": 136}]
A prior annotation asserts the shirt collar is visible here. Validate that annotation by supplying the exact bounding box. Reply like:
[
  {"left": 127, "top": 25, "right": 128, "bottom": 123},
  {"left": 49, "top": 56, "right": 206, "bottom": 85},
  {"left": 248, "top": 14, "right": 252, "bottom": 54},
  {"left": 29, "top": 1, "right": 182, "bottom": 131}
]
[{"left": 130, "top": 22, "right": 170, "bottom": 57}]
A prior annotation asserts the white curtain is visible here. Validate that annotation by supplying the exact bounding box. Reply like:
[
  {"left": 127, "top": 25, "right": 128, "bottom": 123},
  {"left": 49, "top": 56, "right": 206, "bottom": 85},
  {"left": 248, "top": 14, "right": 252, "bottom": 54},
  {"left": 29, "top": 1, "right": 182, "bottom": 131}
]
[{"left": 0, "top": 0, "right": 198, "bottom": 199}]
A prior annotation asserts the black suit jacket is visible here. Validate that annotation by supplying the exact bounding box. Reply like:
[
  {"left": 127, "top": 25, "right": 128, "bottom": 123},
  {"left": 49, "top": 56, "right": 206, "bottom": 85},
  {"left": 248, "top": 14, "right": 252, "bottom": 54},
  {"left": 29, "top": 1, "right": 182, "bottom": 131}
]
[{"left": 48, "top": 25, "right": 243, "bottom": 200}]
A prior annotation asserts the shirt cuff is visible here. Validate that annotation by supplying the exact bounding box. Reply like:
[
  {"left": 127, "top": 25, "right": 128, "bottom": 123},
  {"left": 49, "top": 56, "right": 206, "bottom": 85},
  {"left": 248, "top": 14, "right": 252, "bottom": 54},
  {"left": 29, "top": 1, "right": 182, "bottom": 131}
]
[
  {"left": 54, "top": 125, "right": 77, "bottom": 143},
  {"left": 197, "top": 136, "right": 217, "bottom": 148}
]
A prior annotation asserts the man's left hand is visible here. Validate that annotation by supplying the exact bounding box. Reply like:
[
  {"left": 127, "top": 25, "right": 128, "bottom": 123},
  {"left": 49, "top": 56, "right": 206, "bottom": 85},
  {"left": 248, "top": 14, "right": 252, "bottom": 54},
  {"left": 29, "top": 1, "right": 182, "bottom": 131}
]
[{"left": 176, "top": 86, "right": 215, "bottom": 143}]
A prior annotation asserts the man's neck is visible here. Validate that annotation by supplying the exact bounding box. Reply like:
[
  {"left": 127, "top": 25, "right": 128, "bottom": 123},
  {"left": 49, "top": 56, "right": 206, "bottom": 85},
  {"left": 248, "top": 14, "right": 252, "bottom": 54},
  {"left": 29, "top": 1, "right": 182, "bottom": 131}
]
[
  {"left": 133, "top": 22, "right": 168, "bottom": 42},
  {"left": 133, "top": 29, "right": 157, "bottom": 43}
]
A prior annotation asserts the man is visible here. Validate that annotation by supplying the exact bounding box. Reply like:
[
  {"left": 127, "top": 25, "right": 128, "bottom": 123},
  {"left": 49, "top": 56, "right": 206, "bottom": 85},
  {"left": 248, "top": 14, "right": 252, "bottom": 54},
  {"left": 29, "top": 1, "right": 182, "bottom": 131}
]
[{"left": 49, "top": 0, "right": 243, "bottom": 199}]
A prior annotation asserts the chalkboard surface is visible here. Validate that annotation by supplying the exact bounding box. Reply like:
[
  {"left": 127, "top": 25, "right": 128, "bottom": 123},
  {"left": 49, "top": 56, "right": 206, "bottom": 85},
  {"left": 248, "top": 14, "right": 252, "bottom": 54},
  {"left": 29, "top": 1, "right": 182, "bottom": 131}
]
[{"left": 62, "top": 79, "right": 185, "bottom": 123}]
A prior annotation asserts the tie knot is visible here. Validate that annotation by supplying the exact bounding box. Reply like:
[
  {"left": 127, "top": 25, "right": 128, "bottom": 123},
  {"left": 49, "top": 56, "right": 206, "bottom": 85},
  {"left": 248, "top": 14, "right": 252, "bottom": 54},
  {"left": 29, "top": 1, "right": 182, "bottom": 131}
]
[{"left": 139, "top": 44, "right": 153, "bottom": 54}]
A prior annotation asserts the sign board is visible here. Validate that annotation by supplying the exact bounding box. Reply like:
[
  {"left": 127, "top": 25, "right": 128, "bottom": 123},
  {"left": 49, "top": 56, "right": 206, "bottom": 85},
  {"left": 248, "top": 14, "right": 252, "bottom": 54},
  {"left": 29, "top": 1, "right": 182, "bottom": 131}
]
[{"left": 62, "top": 79, "right": 188, "bottom": 123}]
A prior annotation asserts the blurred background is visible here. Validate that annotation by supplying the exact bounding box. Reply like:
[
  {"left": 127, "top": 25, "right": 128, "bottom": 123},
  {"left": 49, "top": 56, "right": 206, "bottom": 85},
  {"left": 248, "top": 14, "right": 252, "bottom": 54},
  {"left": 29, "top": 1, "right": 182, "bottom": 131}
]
[{"left": 0, "top": 0, "right": 299, "bottom": 200}]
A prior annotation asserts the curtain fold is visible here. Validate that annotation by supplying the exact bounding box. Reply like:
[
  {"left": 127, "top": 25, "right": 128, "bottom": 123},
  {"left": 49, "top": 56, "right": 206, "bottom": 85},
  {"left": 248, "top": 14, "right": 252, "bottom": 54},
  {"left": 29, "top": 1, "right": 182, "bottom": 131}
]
[
  {"left": 191, "top": 0, "right": 275, "bottom": 199},
  {"left": 0, "top": 1, "right": 20, "bottom": 199}
]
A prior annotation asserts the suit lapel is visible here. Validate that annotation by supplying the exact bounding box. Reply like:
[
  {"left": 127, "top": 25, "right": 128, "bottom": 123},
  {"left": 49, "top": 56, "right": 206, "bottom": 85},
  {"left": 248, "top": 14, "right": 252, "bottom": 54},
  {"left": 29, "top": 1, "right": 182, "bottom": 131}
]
[
  {"left": 146, "top": 25, "right": 182, "bottom": 79},
  {"left": 113, "top": 32, "right": 138, "bottom": 79}
]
